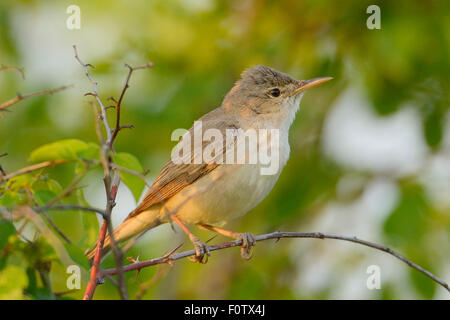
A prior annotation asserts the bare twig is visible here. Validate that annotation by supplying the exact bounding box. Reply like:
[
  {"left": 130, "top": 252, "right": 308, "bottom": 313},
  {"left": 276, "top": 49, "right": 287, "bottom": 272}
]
[
  {"left": 0, "top": 160, "right": 67, "bottom": 184},
  {"left": 84, "top": 100, "right": 127, "bottom": 299},
  {"left": 24, "top": 190, "right": 72, "bottom": 244},
  {"left": 74, "top": 47, "right": 153, "bottom": 300},
  {"left": 77, "top": 59, "right": 127, "bottom": 299},
  {"left": 0, "top": 64, "right": 25, "bottom": 79},
  {"left": 84, "top": 221, "right": 109, "bottom": 299},
  {"left": 26, "top": 174, "right": 89, "bottom": 243},
  {"left": 89, "top": 102, "right": 110, "bottom": 176},
  {"left": 102, "top": 171, "right": 128, "bottom": 299},
  {"left": 110, "top": 163, "right": 151, "bottom": 187},
  {"left": 0, "top": 85, "right": 73, "bottom": 111},
  {"left": 101, "top": 231, "right": 449, "bottom": 293},
  {"left": 73, "top": 45, "right": 112, "bottom": 143},
  {"left": 87, "top": 97, "right": 127, "bottom": 300},
  {"left": 46, "top": 170, "right": 87, "bottom": 207},
  {"left": 0, "top": 152, "right": 7, "bottom": 177},
  {"left": 109, "top": 62, "right": 154, "bottom": 148},
  {"left": 38, "top": 204, "right": 105, "bottom": 217}
]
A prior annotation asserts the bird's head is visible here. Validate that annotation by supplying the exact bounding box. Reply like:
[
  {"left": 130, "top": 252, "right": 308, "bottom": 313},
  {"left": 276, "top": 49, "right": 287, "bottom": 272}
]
[{"left": 222, "top": 65, "right": 332, "bottom": 115}]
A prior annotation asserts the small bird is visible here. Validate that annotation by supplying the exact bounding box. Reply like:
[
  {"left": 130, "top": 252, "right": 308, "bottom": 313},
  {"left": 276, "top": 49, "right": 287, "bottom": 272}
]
[{"left": 86, "top": 65, "right": 331, "bottom": 262}]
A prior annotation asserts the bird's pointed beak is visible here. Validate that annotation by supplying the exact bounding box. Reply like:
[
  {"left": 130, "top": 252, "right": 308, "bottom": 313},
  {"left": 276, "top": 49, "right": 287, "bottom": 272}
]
[{"left": 290, "top": 77, "right": 333, "bottom": 96}]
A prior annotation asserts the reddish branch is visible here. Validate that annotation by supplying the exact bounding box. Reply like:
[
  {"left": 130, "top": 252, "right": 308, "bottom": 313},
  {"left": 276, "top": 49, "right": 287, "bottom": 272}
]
[
  {"left": 73, "top": 45, "right": 152, "bottom": 300},
  {"left": 13, "top": 157, "right": 446, "bottom": 294},
  {"left": 83, "top": 221, "right": 108, "bottom": 300},
  {"left": 74, "top": 48, "right": 126, "bottom": 299}
]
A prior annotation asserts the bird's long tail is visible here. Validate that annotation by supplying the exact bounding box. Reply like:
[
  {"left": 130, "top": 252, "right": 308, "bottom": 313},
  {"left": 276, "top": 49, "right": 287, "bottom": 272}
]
[{"left": 85, "top": 208, "right": 162, "bottom": 260}]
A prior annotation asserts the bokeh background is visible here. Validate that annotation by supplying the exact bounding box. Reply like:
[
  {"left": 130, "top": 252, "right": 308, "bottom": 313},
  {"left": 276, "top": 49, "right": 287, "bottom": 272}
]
[{"left": 0, "top": 0, "right": 449, "bottom": 299}]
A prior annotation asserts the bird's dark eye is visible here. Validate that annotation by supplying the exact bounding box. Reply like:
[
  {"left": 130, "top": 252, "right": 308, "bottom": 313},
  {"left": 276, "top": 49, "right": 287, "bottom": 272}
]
[{"left": 270, "top": 88, "right": 280, "bottom": 97}]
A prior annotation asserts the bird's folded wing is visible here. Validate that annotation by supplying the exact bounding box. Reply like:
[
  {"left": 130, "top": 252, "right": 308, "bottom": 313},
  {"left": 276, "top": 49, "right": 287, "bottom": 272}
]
[{"left": 127, "top": 108, "right": 238, "bottom": 219}]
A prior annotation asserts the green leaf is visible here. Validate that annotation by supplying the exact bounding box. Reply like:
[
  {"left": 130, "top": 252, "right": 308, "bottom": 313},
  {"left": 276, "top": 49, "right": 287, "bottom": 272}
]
[
  {"left": 75, "top": 143, "right": 100, "bottom": 174},
  {"left": 0, "top": 220, "right": 16, "bottom": 250},
  {"left": 77, "top": 142, "right": 100, "bottom": 160},
  {"left": 383, "top": 184, "right": 428, "bottom": 244},
  {"left": 46, "top": 179, "right": 63, "bottom": 195},
  {"left": 0, "top": 193, "right": 16, "bottom": 207},
  {"left": 29, "top": 139, "right": 89, "bottom": 162},
  {"left": 25, "top": 267, "right": 38, "bottom": 296},
  {"left": 6, "top": 173, "right": 35, "bottom": 190},
  {"left": 35, "top": 237, "right": 59, "bottom": 261},
  {"left": 0, "top": 265, "right": 29, "bottom": 299},
  {"left": 424, "top": 108, "right": 443, "bottom": 148},
  {"left": 34, "top": 287, "right": 55, "bottom": 300},
  {"left": 63, "top": 243, "right": 90, "bottom": 271},
  {"left": 34, "top": 189, "right": 57, "bottom": 206},
  {"left": 112, "top": 152, "right": 145, "bottom": 202}
]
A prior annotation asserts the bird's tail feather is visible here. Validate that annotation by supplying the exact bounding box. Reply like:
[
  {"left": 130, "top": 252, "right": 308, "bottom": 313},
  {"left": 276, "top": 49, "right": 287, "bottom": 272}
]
[{"left": 85, "top": 209, "right": 161, "bottom": 261}]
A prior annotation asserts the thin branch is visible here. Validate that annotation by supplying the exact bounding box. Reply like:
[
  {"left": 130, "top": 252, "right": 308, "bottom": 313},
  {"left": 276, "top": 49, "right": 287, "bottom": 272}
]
[
  {"left": 83, "top": 112, "right": 125, "bottom": 299},
  {"left": 102, "top": 171, "right": 127, "bottom": 299},
  {"left": 87, "top": 100, "right": 127, "bottom": 299},
  {"left": 82, "top": 101, "right": 117, "bottom": 300},
  {"left": 0, "top": 85, "right": 73, "bottom": 111},
  {"left": 75, "top": 46, "right": 154, "bottom": 300},
  {"left": 0, "top": 64, "right": 25, "bottom": 79},
  {"left": 24, "top": 190, "right": 72, "bottom": 244},
  {"left": 84, "top": 221, "right": 108, "bottom": 299},
  {"left": 110, "top": 163, "right": 151, "bottom": 187},
  {"left": 34, "top": 208, "right": 72, "bottom": 243},
  {"left": 46, "top": 170, "right": 87, "bottom": 207},
  {"left": 73, "top": 45, "right": 112, "bottom": 143},
  {"left": 0, "top": 160, "right": 68, "bottom": 184},
  {"left": 89, "top": 102, "right": 110, "bottom": 177},
  {"left": 0, "top": 166, "right": 6, "bottom": 177},
  {"left": 38, "top": 204, "right": 105, "bottom": 217},
  {"left": 75, "top": 46, "right": 129, "bottom": 300},
  {"left": 109, "top": 62, "right": 153, "bottom": 148},
  {"left": 101, "top": 231, "right": 450, "bottom": 293},
  {"left": 0, "top": 152, "right": 7, "bottom": 177}
]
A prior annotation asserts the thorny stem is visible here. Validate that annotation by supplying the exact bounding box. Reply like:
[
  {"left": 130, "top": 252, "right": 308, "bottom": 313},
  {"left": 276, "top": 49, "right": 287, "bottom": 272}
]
[
  {"left": 101, "top": 231, "right": 449, "bottom": 293},
  {"left": 73, "top": 45, "right": 152, "bottom": 300}
]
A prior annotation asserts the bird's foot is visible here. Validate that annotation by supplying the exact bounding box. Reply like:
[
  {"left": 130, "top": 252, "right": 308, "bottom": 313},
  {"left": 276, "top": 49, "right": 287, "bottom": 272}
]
[
  {"left": 238, "top": 232, "right": 256, "bottom": 260},
  {"left": 188, "top": 236, "right": 210, "bottom": 264}
]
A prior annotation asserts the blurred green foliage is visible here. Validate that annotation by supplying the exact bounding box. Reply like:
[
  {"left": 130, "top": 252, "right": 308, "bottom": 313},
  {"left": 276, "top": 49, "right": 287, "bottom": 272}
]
[{"left": 0, "top": 0, "right": 449, "bottom": 299}]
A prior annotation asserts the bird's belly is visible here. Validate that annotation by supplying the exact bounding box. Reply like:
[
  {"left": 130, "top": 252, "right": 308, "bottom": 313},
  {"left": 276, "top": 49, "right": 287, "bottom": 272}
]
[{"left": 163, "top": 164, "right": 281, "bottom": 225}]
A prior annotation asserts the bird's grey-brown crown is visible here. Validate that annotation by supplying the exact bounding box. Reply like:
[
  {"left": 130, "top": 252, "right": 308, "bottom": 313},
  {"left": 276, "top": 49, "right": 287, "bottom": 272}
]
[
  {"left": 240, "top": 65, "right": 297, "bottom": 88},
  {"left": 222, "top": 65, "right": 300, "bottom": 112}
]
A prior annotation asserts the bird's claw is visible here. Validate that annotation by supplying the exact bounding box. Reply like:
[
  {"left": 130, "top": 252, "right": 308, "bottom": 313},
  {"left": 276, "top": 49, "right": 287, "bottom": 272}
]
[
  {"left": 239, "top": 232, "right": 256, "bottom": 260},
  {"left": 189, "top": 236, "right": 210, "bottom": 264}
]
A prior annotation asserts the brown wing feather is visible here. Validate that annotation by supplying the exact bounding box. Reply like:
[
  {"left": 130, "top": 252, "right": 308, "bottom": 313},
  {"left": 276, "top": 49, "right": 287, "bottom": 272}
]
[{"left": 127, "top": 107, "right": 238, "bottom": 218}]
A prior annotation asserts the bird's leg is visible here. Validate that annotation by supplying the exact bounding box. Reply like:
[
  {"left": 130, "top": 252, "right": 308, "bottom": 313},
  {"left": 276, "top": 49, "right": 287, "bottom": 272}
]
[
  {"left": 198, "top": 224, "right": 256, "bottom": 260},
  {"left": 171, "top": 215, "right": 210, "bottom": 264}
]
